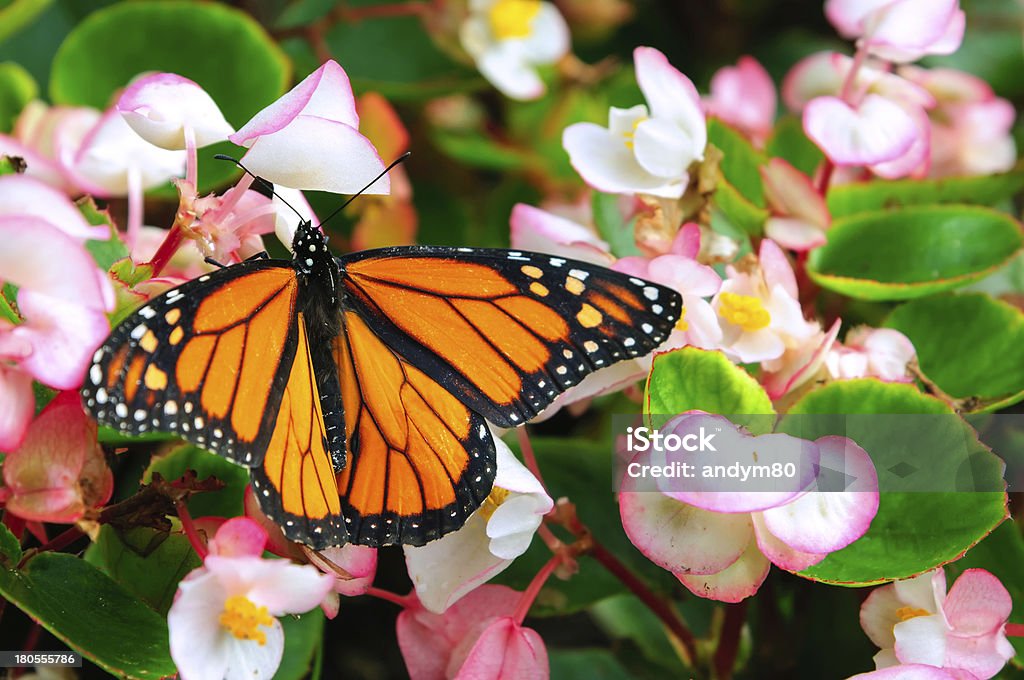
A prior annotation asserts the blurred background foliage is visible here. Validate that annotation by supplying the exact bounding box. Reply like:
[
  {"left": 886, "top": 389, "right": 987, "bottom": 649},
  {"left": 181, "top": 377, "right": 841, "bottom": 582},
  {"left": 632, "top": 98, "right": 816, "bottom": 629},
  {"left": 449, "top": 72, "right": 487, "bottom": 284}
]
[{"left": 1, "top": 0, "right": 1024, "bottom": 678}]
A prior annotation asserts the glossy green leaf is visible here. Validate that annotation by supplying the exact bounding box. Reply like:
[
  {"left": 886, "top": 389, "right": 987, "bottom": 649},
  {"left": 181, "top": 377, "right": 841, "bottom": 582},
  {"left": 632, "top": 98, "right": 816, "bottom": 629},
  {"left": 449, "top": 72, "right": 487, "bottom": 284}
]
[
  {"left": 781, "top": 380, "right": 1007, "bottom": 584},
  {"left": 0, "top": 0, "right": 51, "bottom": 44},
  {"left": 826, "top": 165, "right": 1024, "bottom": 218},
  {"left": 645, "top": 348, "right": 775, "bottom": 434},
  {"left": 0, "top": 60, "right": 36, "bottom": 131},
  {"left": 0, "top": 521, "right": 21, "bottom": 565},
  {"left": 808, "top": 205, "right": 1024, "bottom": 300},
  {"left": 324, "top": 15, "right": 478, "bottom": 100},
  {"left": 886, "top": 294, "right": 1024, "bottom": 412},
  {"left": 0, "top": 552, "right": 175, "bottom": 678},
  {"left": 431, "top": 131, "right": 530, "bottom": 171},
  {"left": 50, "top": 1, "right": 289, "bottom": 191},
  {"left": 275, "top": 609, "right": 325, "bottom": 680},
  {"left": 714, "top": 176, "right": 768, "bottom": 237},
  {"left": 592, "top": 191, "right": 640, "bottom": 258},
  {"left": 85, "top": 526, "right": 201, "bottom": 616},
  {"left": 146, "top": 444, "right": 249, "bottom": 519},
  {"left": 708, "top": 118, "right": 766, "bottom": 206},
  {"left": 591, "top": 595, "right": 691, "bottom": 674},
  {"left": 765, "top": 115, "right": 824, "bottom": 177},
  {"left": 549, "top": 649, "right": 634, "bottom": 680}
]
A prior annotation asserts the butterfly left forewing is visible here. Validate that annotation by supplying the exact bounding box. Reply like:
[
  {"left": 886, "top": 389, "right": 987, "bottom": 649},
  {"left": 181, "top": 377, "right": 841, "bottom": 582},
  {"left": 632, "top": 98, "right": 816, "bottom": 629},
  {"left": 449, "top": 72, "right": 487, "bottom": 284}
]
[
  {"left": 338, "top": 246, "right": 682, "bottom": 428},
  {"left": 249, "top": 313, "right": 348, "bottom": 549},
  {"left": 332, "top": 309, "right": 495, "bottom": 548}
]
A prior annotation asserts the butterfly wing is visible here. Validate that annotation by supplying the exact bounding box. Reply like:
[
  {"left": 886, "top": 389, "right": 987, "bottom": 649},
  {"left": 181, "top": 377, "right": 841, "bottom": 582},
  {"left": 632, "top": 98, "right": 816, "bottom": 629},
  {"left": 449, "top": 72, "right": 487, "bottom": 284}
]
[
  {"left": 82, "top": 261, "right": 302, "bottom": 467},
  {"left": 338, "top": 246, "right": 682, "bottom": 428},
  {"left": 332, "top": 309, "right": 495, "bottom": 547},
  {"left": 249, "top": 313, "right": 347, "bottom": 549}
]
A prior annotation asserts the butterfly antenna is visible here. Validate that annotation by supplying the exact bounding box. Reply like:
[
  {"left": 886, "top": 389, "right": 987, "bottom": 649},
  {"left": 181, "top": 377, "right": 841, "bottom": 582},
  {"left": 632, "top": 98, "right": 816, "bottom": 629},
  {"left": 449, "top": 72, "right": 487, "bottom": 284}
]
[
  {"left": 214, "top": 154, "right": 305, "bottom": 222},
  {"left": 319, "top": 152, "right": 411, "bottom": 227}
]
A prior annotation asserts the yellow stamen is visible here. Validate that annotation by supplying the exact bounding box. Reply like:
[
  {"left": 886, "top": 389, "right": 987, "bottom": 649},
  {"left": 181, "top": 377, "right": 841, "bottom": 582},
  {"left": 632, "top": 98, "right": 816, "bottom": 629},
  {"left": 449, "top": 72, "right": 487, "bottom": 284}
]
[
  {"left": 219, "top": 595, "right": 274, "bottom": 645},
  {"left": 895, "top": 606, "right": 932, "bottom": 622},
  {"left": 488, "top": 0, "right": 541, "bottom": 40},
  {"left": 718, "top": 292, "right": 770, "bottom": 331},
  {"left": 675, "top": 307, "right": 689, "bottom": 332},
  {"left": 477, "top": 486, "right": 512, "bottom": 522},
  {"left": 623, "top": 117, "right": 646, "bottom": 150}
]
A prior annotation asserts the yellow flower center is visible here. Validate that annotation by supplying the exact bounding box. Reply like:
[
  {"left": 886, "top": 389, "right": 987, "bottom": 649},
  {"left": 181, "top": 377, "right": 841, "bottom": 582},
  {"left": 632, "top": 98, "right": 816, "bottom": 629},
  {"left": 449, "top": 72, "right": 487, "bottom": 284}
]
[
  {"left": 719, "top": 292, "right": 770, "bottom": 332},
  {"left": 478, "top": 486, "right": 512, "bottom": 521},
  {"left": 488, "top": 0, "right": 541, "bottom": 40},
  {"left": 895, "top": 606, "right": 932, "bottom": 622},
  {"left": 675, "top": 306, "right": 689, "bottom": 332},
  {"left": 219, "top": 595, "right": 274, "bottom": 645},
  {"left": 623, "top": 117, "right": 646, "bottom": 150}
]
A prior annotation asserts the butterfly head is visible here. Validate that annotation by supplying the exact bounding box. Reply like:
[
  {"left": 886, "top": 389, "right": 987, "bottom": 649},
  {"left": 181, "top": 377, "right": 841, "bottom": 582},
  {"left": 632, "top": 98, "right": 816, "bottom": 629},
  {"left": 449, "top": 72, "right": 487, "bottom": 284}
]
[{"left": 291, "top": 220, "right": 332, "bottom": 276}]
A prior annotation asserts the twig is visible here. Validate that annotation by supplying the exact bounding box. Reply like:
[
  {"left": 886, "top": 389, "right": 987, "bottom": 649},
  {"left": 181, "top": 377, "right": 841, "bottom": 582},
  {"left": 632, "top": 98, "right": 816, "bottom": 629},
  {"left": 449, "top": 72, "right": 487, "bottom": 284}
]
[{"left": 713, "top": 601, "right": 748, "bottom": 679}]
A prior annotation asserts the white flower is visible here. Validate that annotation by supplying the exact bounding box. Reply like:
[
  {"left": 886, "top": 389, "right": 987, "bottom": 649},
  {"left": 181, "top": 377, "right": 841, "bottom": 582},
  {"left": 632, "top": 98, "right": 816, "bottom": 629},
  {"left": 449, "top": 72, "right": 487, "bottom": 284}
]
[
  {"left": 460, "top": 0, "right": 570, "bottom": 100},
  {"left": 404, "top": 432, "right": 553, "bottom": 613},
  {"left": 563, "top": 46, "right": 706, "bottom": 198},
  {"left": 118, "top": 72, "right": 235, "bottom": 150}
]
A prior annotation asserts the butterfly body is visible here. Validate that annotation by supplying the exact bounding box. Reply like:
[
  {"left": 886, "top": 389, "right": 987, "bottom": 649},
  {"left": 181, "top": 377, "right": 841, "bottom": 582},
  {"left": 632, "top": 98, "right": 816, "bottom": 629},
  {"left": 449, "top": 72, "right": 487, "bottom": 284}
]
[{"left": 83, "top": 222, "right": 682, "bottom": 549}]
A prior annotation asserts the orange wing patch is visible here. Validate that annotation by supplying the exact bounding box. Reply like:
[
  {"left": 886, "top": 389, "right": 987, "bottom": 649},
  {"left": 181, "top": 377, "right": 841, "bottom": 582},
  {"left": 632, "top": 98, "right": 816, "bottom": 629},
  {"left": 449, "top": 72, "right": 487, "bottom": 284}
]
[
  {"left": 340, "top": 247, "right": 682, "bottom": 428},
  {"left": 333, "top": 310, "right": 495, "bottom": 547},
  {"left": 81, "top": 262, "right": 300, "bottom": 467},
  {"left": 250, "top": 314, "right": 346, "bottom": 549}
]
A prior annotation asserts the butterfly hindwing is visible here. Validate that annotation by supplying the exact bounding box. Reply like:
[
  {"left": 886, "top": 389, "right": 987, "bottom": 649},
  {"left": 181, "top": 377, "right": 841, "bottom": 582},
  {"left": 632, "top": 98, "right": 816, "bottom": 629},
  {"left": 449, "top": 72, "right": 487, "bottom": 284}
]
[
  {"left": 82, "top": 261, "right": 304, "bottom": 467},
  {"left": 338, "top": 246, "right": 682, "bottom": 428},
  {"left": 249, "top": 313, "right": 347, "bottom": 549},
  {"left": 332, "top": 309, "right": 495, "bottom": 547}
]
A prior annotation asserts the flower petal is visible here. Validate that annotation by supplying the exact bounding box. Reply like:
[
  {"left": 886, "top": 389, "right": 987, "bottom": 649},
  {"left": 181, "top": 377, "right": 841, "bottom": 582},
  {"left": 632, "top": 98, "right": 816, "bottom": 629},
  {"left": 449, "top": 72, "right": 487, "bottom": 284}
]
[
  {"left": 633, "top": 117, "right": 696, "bottom": 179},
  {"left": 477, "top": 42, "right": 546, "bottom": 100},
  {"left": 0, "top": 175, "right": 107, "bottom": 240},
  {"left": 894, "top": 614, "right": 949, "bottom": 667},
  {"left": 14, "top": 290, "right": 110, "bottom": 389},
  {"left": 764, "top": 217, "right": 827, "bottom": 252},
  {"left": 509, "top": 203, "right": 611, "bottom": 263},
  {"left": 0, "top": 368, "right": 34, "bottom": 451},
  {"left": 847, "top": 664, "right": 968, "bottom": 680},
  {"left": 563, "top": 122, "right": 684, "bottom": 198},
  {"left": 320, "top": 544, "right": 378, "bottom": 597},
  {"left": 750, "top": 513, "right": 826, "bottom": 572},
  {"left": 238, "top": 116, "right": 388, "bottom": 194},
  {"left": 676, "top": 537, "right": 771, "bottom": 602},
  {"left": 223, "top": 621, "right": 285, "bottom": 680},
  {"left": 633, "top": 47, "right": 705, "bottom": 151},
  {"left": 209, "top": 517, "right": 268, "bottom": 558},
  {"left": 449, "top": 618, "right": 548, "bottom": 679},
  {"left": 169, "top": 569, "right": 234, "bottom": 680},
  {"left": 519, "top": 2, "right": 571, "bottom": 63},
  {"left": 860, "top": 582, "right": 904, "bottom": 650},
  {"left": 205, "top": 556, "right": 334, "bottom": 616},
  {"left": 803, "top": 95, "right": 918, "bottom": 166},
  {"left": 118, "top": 72, "right": 235, "bottom": 150},
  {"left": 943, "top": 569, "right": 1012, "bottom": 636}
]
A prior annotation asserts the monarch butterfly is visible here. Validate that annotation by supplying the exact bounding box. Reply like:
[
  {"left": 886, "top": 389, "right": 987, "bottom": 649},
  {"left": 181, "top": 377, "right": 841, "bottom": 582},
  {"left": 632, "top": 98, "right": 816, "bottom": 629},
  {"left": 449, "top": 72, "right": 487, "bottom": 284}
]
[{"left": 82, "top": 221, "right": 682, "bottom": 549}]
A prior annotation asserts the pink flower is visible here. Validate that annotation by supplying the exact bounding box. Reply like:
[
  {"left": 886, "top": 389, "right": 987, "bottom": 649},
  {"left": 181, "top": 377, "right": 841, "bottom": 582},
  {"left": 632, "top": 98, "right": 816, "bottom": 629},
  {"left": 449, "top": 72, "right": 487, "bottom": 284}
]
[
  {"left": 827, "top": 327, "right": 916, "bottom": 382},
  {"left": 760, "top": 158, "right": 830, "bottom": 251},
  {"left": 168, "top": 518, "right": 334, "bottom": 680},
  {"left": 0, "top": 391, "right": 112, "bottom": 522},
  {"left": 172, "top": 177, "right": 280, "bottom": 264},
  {"left": 620, "top": 414, "right": 879, "bottom": 602},
  {"left": 825, "top": 0, "right": 965, "bottom": 64},
  {"left": 761, "top": 319, "right": 842, "bottom": 399},
  {"left": 563, "top": 46, "right": 706, "bottom": 198},
  {"left": 0, "top": 174, "right": 107, "bottom": 241},
  {"left": 703, "top": 56, "right": 777, "bottom": 143},
  {"left": 713, "top": 239, "right": 819, "bottom": 364},
  {"left": 803, "top": 94, "right": 921, "bottom": 167},
  {"left": 509, "top": 203, "right": 613, "bottom": 266},
  {"left": 118, "top": 73, "right": 235, "bottom": 150},
  {"left": 316, "top": 544, "right": 378, "bottom": 619},
  {"left": 229, "top": 60, "right": 388, "bottom": 195},
  {"left": 404, "top": 433, "right": 552, "bottom": 613},
  {"left": 0, "top": 215, "right": 113, "bottom": 449},
  {"left": 397, "top": 585, "right": 548, "bottom": 679},
  {"left": 849, "top": 664, "right": 980, "bottom": 680},
  {"left": 0, "top": 102, "right": 96, "bottom": 191},
  {"left": 859, "top": 568, "right": 1014, "bottom": 679}
]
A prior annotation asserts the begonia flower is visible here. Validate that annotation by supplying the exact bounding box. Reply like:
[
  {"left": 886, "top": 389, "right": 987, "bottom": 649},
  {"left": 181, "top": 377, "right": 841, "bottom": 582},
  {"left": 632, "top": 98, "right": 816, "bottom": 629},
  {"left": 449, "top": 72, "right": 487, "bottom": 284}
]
[
  {"left": 404, "top": 433, "right": 552, "bottom": 613},
  {"left": 167, "top": 518, "right": 334, "bottom": 680},
  {"left": 460, "top": 0, "right": 570, "bottom": 100},
  {"left": 849, "top": 664, "right": 979, "bottom": 679},
  {"left": 0, "top": 215, "right": 113, "bottom": 449},
  {"left": 509, "top": 202, "right": 613, "bottom": 265},
  {"left": 563, "top": 46, "right": 706, "bottom": 199},
  {"left": 118, "top": 73, "right": 235, "bottom": 150},
  {"left": 713, "top": 239, "right": 819, "bottom": 364},
  {"left": 803, "top": 94, "right": 920, "bottom": 168},
  {"left": 827, "top": 327, "right": 916, "bottom": 382},
  {"left": 0, "top": 101, "right": 97, "bottom": 191},
  {"left": 825, "top": 0, "right": 965, "bottom": 64},
  {"left": 859, "top": 568, "right": 1014, "bottom": 679},
  {"left": 397, "top": 585, "right": 548, "bottom": 679},
  {"left": 0, "top": 174, "right": 108, "bottom": 241},
  {"left": 0, "top": 391, "right": 112, "bottom": 522},
  {"left": 760, "top": 158, "right": 831, "bottom": 251},
  {"left": 173, "top": 176, "right": 279, "bottom": 263},
  {"left": 761, "top": 319, "right": 842, "bottom": 399},
  {"left": 621, "top": 414, "right": 879, "bottom": 602},
  {"left": 703, "top": 56, "right": 777, "bottom": 144},
  {"left": 229, "top": 60, "right": 388, "bottom": 196}
]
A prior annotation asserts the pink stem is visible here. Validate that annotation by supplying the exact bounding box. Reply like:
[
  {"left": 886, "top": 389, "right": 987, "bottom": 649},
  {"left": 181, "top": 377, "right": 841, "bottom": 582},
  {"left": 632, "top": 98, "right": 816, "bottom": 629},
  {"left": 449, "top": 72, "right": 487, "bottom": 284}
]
[
  {"left": 513, "top": 553, "right": 561, "bottom": 624},
  {"left": 815, "top": 43, "right": 869, "bottom": 196},
  {"left": 126, "top": 165, "right": 143, "bottom": 248},
  {"left": 366, "top": 587, "right": 414, "bottom": 608},
  {"left": 176, "top": 500, "right": 208, "bottom": 561},
  {"left": 516, "top": 427, "right": 548, "bottom": 493}
]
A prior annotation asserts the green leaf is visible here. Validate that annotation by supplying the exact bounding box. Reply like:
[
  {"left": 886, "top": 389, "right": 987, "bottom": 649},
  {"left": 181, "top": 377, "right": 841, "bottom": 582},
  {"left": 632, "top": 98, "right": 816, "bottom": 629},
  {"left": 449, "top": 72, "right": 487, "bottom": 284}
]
[
  {"left": 275, "top": 609, "right": 325, "bottom": 680},
  {"left": 765, "top": 115, "right": 824, "bottom": 177},
  {"left": 85, "top": 526, "right": 201, "bottom": 616},
  {"left": 592, "top": 191, "right": 640, "bottom": 258},
  {"left": 49, "top": 1, "right": 289, "bottom": 192},
  {"left": 549, "top": 649, "right": 635, "bottom": 680},
  {"left": 808, "top": 205, "right": 1024, "bottom": 301},
  {"left": 591, "top": 595, "right": 691, "bottom": 674},
  {"left": 645, "top": 348, "right": 776, "bottom": 434},
  {"left": 492, "top": 437, "right": 677, "bottom": 615},
  {"left": 274, "top": 0, "right": 334, "bottom": 29},
  {"left": 146, "top": 444, "right": 249, "bottom": 519},
  {"left": 0, "top": 0, "right": 51, "bottom": 44},
  {"left": 431, "top": 131, "right": 530, "bottom": 171},
  {"left": 707, "top": 118, "right": 766, "bottom": 206},
  {"left": 714, "top": 177, "right": 768, "bottom": 237},
  {"left": 0, "top": 285, "right": 17, "bottom": 323},
  {"left": 324, "top": 15, "right": 478, "bottom": 101},
  {"left": 886, "top": 293, "right": 1024, "bottom": 412},
  {"left": 826, "top": 165, "right": 1024, "bottom": 218},
  {"left": 0, "top": 60, "right": 36, "bottom": 131},
  {"left": 0, "top": 521, "right": 21, "bottom": 565},
  {"left": 780, "top": 380, "right": 1007, "bottom": 584},
  {"left": 0, "top": 552, "right": 176, "bottom": 678},
  {"left": 97, "top": 426, "right": 177, "bottom": 446},
  {"left": 0, "top": 153, "right": 25, "bottom": 175}
]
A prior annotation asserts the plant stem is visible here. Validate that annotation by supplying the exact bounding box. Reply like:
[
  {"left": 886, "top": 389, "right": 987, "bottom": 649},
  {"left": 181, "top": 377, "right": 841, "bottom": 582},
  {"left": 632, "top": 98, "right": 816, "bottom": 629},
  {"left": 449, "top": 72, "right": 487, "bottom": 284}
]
[
  {"left": 36, "top": 526, "right": 84, "bottom": 553},
  {"left": 1006, "top": 623, "right": 1024, "bottom": 637},
  {"left": 147, "top": 223, "right": 185, "bottom": 278},
  {"left": 366, "top": 586, "right": 413, "bottom": 608},
  {"left": 513, "top": 553, "right": 562, "bottom": 624},
  {"left": 713, "top": 601, "right": 748, "bottom": 679},
  {"left": 517, "top": 426, "right": 548, "bottom": 492},
  {"left": 176, "top": 500, "right": 207, "bottom": 560}
]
